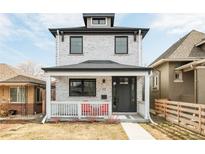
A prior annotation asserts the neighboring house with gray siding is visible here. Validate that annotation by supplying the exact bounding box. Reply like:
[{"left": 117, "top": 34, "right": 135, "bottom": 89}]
[
  {"left": 150, "top": 30, "right": 205, "bottom": 108},
  {"left": 43, "top": 13, "right": 151, "bottom": 121}
]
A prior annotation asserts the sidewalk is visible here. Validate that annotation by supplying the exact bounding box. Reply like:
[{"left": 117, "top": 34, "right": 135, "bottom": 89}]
[{"left": 121, "top": 122, "right": 155, "bottom": 140}]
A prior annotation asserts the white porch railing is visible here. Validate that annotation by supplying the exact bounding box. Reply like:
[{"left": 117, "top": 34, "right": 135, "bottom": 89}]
[{"left": 50, "top": 101, "right": 112, "bottom": 119}]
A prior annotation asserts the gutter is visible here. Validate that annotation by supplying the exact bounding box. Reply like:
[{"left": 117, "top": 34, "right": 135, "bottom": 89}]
[{"left": 150, "top": 58, "right": 198, "bottom": 68}]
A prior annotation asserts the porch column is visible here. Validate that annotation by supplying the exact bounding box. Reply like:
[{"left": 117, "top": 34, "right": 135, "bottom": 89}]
[
  {"left": 144, "top": 73, "right": 150, "bottom": 120},
  {"left": 46, "top": 75, "right": 51, "bottom": 119}
]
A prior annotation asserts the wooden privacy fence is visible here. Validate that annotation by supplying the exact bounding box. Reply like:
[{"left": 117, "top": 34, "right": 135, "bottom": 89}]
[{"left": 155, "top": 99, "right": 205, "bottom": 135}]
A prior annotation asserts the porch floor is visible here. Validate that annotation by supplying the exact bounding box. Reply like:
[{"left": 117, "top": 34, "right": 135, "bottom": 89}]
[
  {"left": 47, "top": 113, "right": 148, "bottom": 123},
  {"left": 112, "top": 113, "right": 149, "bottom": 123}
]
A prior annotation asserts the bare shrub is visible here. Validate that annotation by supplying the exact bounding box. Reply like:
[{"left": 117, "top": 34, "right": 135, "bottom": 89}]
[
  {"left": 105, "top": 116, "right": 120, "bottom": 124},
  {"left": 0, "top": 103, "right": 10, "bottom": 117}
]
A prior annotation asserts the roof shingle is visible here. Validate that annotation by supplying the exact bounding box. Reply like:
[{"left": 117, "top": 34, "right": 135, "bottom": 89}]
[{"left": 150, "top": 30, "right": 205, "bottom": 66}]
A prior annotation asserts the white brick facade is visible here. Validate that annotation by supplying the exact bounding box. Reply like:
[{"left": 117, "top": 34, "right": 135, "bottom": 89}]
[
  {"left": 57, "top": 34, "right": 141, "bottom": 66},
  {"left": 55, "top": 76, "right": 112, "bottom": 101}
]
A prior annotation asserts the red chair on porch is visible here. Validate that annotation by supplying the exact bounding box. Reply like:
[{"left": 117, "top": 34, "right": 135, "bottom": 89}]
[
  {"left": 81, "top": 103, "right": 92, "bottom": 115},
  {"left": 100, "top": 103, "right": 108, "bottom": 114}
]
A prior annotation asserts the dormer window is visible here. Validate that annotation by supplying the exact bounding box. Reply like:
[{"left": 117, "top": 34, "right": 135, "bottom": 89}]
[{"left": 92, "top": 17, "right": 107, "bottom": 25}]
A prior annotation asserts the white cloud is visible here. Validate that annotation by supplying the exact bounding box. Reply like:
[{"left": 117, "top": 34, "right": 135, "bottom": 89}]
[
  {"left": 0, "top": 13, "right": 128, "bottom": 64},
  {"left": 151, "top": 14, "right": 205, "bottom": 35},
  {"left": 39, "top": 14, "right": 84, "bottom": 28},
  {"left": 0, "top": 14, "right": 14, "bottom": 39}
]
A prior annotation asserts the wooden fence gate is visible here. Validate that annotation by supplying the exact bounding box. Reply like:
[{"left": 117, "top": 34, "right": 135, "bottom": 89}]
[{"left": 155, "top": 99, "right": 205, "bottom": 135}]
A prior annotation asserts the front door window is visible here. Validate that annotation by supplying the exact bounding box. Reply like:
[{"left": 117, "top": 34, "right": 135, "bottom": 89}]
[{"left": 112, "top": 77, "right": 136, "bottom": 112}]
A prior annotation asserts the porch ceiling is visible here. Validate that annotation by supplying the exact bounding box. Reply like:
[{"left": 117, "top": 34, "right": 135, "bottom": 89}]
[{"left": 175, "top": 59, "right": 205, "bottom": 72}]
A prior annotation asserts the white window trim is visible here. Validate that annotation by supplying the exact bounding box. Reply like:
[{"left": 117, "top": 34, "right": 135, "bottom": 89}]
[
  {"left": 91, "top": 17, "right": 107, "bottom": 26},
  {"left": 174, "top": 71, "right": 183, "bottom": 83},
  {"left": 9, "top": 86, "right": 26, "bottom": 104}
]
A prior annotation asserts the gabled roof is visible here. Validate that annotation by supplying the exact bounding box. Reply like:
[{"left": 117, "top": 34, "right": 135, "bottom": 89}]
[
  {"left": 0, "top": 63, "right": 45, "bottom": 85},
  {"left": 1, "top": 75, "right": 45, "bottom": 85},
  {"left": 42, "top": 60, "right": 151, "bottom": 72},
  {"left": 49, "top": 26, "right": 149, "bottom": 39},
  {"left": 150, "top": 30, "right": 205, "bottom": 67},
  {"left": 83, "top": 13, "right": 115, "bottom": 27}
]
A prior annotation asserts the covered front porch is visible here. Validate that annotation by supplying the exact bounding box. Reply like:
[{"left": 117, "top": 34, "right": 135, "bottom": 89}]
[{"left": 43, "top": 60, "right": 151, "bottom": 122}]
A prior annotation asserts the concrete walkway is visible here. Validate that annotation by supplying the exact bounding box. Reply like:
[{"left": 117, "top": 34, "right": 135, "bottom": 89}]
[{"left": 121, "top": 122, "right": 155, "bottom": 140}]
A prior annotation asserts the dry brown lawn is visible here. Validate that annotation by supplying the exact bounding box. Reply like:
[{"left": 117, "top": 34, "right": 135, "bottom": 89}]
[
  {"left": 0, "top": 120, "right": 128, "bottom": 140},
  {"left": 140, "top": 115, "right": 205, "bottom": 140}
]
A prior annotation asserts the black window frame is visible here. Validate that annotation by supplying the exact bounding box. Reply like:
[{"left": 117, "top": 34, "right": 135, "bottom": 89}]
[
  {"left": 69, "top": 36, "right": 83, "bottom": 54},
  {"left": 92, "top": 17, "right": 106, "bottom": 25},
  {"left": 115, "top": 36, "right": 128, "bottom": 54},
  {"left": 69, "top": 79, "right": 96, "bottom": 97}
]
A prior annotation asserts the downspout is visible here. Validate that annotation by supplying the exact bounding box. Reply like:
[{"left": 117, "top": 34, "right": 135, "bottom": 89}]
[
  {"left": 147, "top": 71, "right": 158, "bottom": 125},
  {"left": 194, "top": 69, "right": 198, "bottom": 104},
  {"left": 138, "top": 30, "right": 142, "bottom": 66},
  {"left": 56, "top": 30, "right": 60, "bottom": 66}
]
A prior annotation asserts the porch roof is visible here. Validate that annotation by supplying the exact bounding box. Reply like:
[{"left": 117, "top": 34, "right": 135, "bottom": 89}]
[
  {"left": 42, "top": 60, "right": 151, "bottom": 72},
  {"left": 175, "top": 59, "right": 205, "bottom": 72}
]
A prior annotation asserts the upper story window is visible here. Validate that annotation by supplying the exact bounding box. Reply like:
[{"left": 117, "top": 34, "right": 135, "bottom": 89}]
[
  {"left": 115, "top": 36, "right": 128, "bottom": 54},
  {"left": 70, "top": 36, "right": 83, "bottom": 54},
  {"left": 92, "top": 17, "right": 106, "bottom": 25}
]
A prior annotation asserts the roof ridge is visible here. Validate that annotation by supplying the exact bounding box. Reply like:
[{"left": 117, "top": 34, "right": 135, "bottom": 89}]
[
  {"left": 6, "top": 74, "right": 44, "bottom": 82},
  {"left": 150, "top": 30, "right": 197, "bottom": 66}
]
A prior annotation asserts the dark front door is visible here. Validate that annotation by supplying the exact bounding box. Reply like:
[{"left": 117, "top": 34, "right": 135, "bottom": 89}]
[{"left": 112, "top": 77, "right": 136, "bottom": 112}]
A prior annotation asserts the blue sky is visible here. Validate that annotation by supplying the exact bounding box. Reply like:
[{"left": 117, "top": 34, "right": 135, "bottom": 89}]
[{"left": 0, "top": 13, "right": 205, "bottom": 67}]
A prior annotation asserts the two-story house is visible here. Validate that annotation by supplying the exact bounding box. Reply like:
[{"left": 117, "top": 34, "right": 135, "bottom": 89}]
[{"left": 43, "top": 13, "right": 151, "bottom": 121}]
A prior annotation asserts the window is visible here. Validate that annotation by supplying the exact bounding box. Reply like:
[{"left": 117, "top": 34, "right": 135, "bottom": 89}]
[
  {"left": 36, "top": 87, "right": 42, "bottom": 103},
  {"left": 92, "top": 17, "right": 106, "bottom": 25},
  {"left": 10, "top": 87, "right": 26, "bottom": 103},
  {"left": 115, "top": 36, "right": 128, "bottom": 54},
  {"left": 70, "top": 36, "right": 83, "bottom": 54},
  {"left": 174, "top": 71, "right": 183, "bottom": 82},
  {"left": 69, "top": 79, "right": 96, "bottom": 96},
  {"left": 153, "top": 75, "right": 159, "bottom": 90}
]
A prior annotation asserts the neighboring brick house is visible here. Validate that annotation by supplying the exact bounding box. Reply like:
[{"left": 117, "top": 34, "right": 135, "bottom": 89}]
[
  {"left": 150, "top": 30, "right": 205, "bottom": 108},
  {"left": 0, "top": 63, "right": 46, "bottom": 115},
  {"left": 43, "top": 13, "right": 151, "bottom": 121}
]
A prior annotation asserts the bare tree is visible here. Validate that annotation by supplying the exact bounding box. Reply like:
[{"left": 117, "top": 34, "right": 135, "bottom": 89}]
[{"left": 16, "top": 61, "right": 45, "bottom": 80}]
